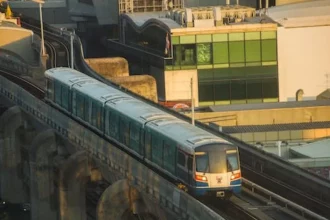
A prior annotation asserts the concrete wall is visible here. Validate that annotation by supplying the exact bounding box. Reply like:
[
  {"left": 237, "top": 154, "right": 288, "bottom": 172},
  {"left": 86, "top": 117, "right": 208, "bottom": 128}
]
[
  {"left": 164, "top": 69, "right": 199, "bottom": 106},
  {"left": 85, "top": 57, "right": 129, "bottom": 78},
  {"left": 276, "top": 0, "right": 312, "bottom": 5},
  {"left": 111, "top": 75, "right": 158, "bottom": 102},
  {"left": 192, "top": 105, "right": 330, "bottom": 126},
  {"left": 277, "top": 25, "right": 330, "bottom": 102},
  {"left": 0, "top": 28, "right": 36, "bottom": 64}
]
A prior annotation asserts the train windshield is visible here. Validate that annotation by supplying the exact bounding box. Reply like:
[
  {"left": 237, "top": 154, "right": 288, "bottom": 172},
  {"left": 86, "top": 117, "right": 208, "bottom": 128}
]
[
  {"left": 226, "top": 150, "right": 239, "bottom": 172},
  {"left": 195, "top": 151, "right": 226, "bottom": 173}
]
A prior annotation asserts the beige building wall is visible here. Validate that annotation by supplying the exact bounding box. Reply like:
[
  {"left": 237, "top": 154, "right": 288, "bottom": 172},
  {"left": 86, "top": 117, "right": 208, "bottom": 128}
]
[
  {"left": 164, "top": 69, "right": 199, "bottom": 106},
  {"left": 0, "top": 27, "right": 35, "bottom": 64},
  {"left": 190, "top": 106, "right": 330, "bottom": 126},
  {"left": 276, "top": 0, "right": 314, "bottom": 5},
  {"left": 277, "top": 25, "right": 330, "bottom": 102}
]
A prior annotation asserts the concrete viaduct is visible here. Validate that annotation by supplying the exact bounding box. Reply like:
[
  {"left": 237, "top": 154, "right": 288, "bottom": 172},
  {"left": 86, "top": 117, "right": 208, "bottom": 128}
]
[{"left": 0, "top": 74, "right": 224, "bottom": 220}]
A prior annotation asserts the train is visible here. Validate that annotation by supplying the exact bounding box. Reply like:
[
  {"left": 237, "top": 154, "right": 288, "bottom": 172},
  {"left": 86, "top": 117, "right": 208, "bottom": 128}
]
[{"left": 44, "top": 67, "right": 241, "bottom": 198}]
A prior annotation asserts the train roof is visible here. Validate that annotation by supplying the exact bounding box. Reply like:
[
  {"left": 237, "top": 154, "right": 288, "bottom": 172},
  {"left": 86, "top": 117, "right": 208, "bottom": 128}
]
[
  {"left": 45, "top": 67, "right": 94, "bottom": 87},
  {"left": 45, "top": 68, "right": 234, "bottom": 154},
  {"left": 147, "top": 120, "right": 233, "bottom": 154}
]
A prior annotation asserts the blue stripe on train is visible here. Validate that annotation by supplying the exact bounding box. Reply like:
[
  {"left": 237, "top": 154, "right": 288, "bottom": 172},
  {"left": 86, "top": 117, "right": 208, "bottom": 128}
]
[{"left": 230, "top": 178, "right": 242, "bottom": 194}]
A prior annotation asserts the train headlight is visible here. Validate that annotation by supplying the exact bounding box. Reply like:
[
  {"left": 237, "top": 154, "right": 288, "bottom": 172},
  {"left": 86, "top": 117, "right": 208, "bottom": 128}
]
[
  {"left": 230, "top": 172, "right": 241, "bottom": 180},
  {"left": 195, "top": 174, "right": 208, "bottom": 182}
]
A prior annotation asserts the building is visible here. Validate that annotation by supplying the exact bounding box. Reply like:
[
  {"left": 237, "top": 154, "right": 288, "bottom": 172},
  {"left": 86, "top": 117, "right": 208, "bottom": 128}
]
[
  {"left": 267, "top": 0, "right": 330, "bottom": 102},
  {"left": 107, "top": 3, "right": 279, "bottom": 107}
]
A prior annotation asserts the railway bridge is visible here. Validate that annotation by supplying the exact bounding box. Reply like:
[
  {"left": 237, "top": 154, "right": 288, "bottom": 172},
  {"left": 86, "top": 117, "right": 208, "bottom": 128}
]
[{"left": 0, "top": 74, "right": 222, "bottom": 220}]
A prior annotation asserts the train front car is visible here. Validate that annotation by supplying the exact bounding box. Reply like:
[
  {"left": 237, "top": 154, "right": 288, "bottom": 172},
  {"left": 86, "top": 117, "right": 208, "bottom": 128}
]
[{"left": 192, "top": 140, "right": 241, "bottom": 199}]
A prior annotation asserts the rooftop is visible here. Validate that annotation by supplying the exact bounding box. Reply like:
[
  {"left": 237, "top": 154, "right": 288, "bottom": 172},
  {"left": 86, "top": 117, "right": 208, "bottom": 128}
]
[
  {"left": 267, "top": 0, "right": 330, "bottom": 27},
  {"left": 123, "top": 4, "right": 277, "bottom": 33},
  {"left": 290, "top": 138, "right": 330, "bottom": 158}
]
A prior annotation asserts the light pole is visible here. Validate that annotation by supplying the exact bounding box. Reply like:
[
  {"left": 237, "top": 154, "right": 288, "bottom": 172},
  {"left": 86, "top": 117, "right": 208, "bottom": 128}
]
[
  {"left": 32, "top": 0, "right": 45, "bottom": 56},
  {"left": 191, "top": 77, "right": 195, "bottom": 126},
  {"left": 70, "top": 29, "right": 74, "bottom": 68}
]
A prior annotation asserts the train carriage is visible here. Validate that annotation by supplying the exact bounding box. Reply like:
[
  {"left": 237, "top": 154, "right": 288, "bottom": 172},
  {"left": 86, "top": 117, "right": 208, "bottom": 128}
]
[{"left": 44, "top": 67, "right": 241, "bottom": 199}]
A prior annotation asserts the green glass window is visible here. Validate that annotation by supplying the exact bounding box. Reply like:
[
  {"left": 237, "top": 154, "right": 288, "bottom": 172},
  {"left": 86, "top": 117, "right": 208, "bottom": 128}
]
[
  {"left": 231, "top": 80, "right": 246, "bottom": 100},
  {"left": 261, "top": 39, "right": 277, "bottom": 61},
  {"left": 262, "top": 78, "right": 278, "bottom": 98},
  {"left": 181, "top": 44, "right": 196, "bottom": 65},
  {"left": 229, "top": 33, "right": 244, "bottom": 41},
  {"left": 197, "top": 43, "right": 212, "bottom": 64},
  {"left": 245, "top": 32, "right": 260, "bottom": 40},
  {"left": 229, "top": 41, "right": 245, "bottom": 63},
  {"left": 198, "top": 69, "right": 213, "bottom": 82},
  {"left": 245, "top": 40, "right": 261, "bottom": 62},
  {"left": 261, "top": 31, "right": 276, "bottom": 39},
  {"left": 213, "top": 42, "right": 229, "bottom": 64},
  {"left": 247, "top": 79, "right": 262, "bottom": 99},
  {"left": 172, "top": 36, "right": 180, "bottom": 45},
  {"left": 213, "top": 33, "right": 228, "bottom": 42},
  {"left": 180, "top": 35, "right": 195, "bottom": 44},
  {"left": 214, "top": 81, "right": 230, "bottom": 101},
  {"left": 196, "top": 34, "right": 211, "bottom": 43},
  {"left": 199, "top": 82, "right": 214, "bottom": 102},
  {"left": 173, "top": 45, "right": 181, "bottom": 66}
]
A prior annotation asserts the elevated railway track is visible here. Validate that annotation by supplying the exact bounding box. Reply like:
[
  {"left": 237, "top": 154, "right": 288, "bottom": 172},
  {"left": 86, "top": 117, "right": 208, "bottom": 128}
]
[{"left": 1, "top": 12, "right": 330, "bottom": 220}]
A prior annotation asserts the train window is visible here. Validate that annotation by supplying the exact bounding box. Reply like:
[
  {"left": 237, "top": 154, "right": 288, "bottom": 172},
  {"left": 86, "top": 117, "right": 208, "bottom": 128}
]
[
  {"left": 54, "top": 81, "right": 61, "bottom": 105},
  {"left": 129, "top": 124, "right": 140, "bottom": 153},
  {"left": 97, "top": 105, "right": 103, "bottom": 131},
  {"left": 188, "top": 156, "right": 193, "bottom": 171},
  {"left": 196, "top": 153, "right": 209, "bottom": 173},
  {"left": 76, "top": 93, "right": 84, "bottom": 119},
  {"left": 177, "top": 151, "right": 186, "bottom": 167},
  {"left": 105, "top": 109, "right": 111, "bottom": 136},
  {"left": 119, "top": 118, "right": 129, "bottom": 146},
  {"left": 152, "top": 135, "right": 163, "bottom": 167},
  {"left": 109, "top": 113, "right": 119, "bottom": 140},
  {"left": 139, "top": 128, "right": 145, "bottom": 155},
  {"left": 61, "top": 85, "right": 69, "bottom": 110},
  {"left": 145, "top": 132, "right": 152, "bottom": 160},
  {"left": 163, "top": 142, "right": 176, "bottom": 174},
  {"left": 91, "top": 101, "right": 97, "bottom": 126},
  {"left": 72, "top": 91, "right": 77, "bottom": 115},
  {"left": 46, "top": 79, "right": 54, "bottom": 101},
  {"left": 84, "top": 98, "right": 90, "bottom": 122},
  {"left": 227, "top": 152, "right": 239, "bottom": 172}
]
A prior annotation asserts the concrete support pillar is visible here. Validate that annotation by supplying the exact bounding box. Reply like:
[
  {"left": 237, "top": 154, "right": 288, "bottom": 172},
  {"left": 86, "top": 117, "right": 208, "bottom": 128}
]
[
  {"left": 97, "top": 179, "right": 164, "bottom": 220},
  {"left": 59, "top": 151, "right": 90, "bottom": 220},
  {"left": 0, "top": 106, "right": 28, "bottom": 203},
  {"left": 29, "top": 129, "right": 58, "bottom": 220}
]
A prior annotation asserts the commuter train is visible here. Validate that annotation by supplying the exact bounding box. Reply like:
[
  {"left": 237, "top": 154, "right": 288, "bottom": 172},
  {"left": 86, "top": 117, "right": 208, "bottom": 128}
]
[{"left": 44, "top": 67, "right": 241, "bottom": 198}]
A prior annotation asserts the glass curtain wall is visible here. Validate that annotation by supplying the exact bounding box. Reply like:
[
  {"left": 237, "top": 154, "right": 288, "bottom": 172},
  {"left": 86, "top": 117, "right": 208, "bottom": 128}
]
[{"left": 169, "top": 31, "right": 278, "bottom": 105}]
